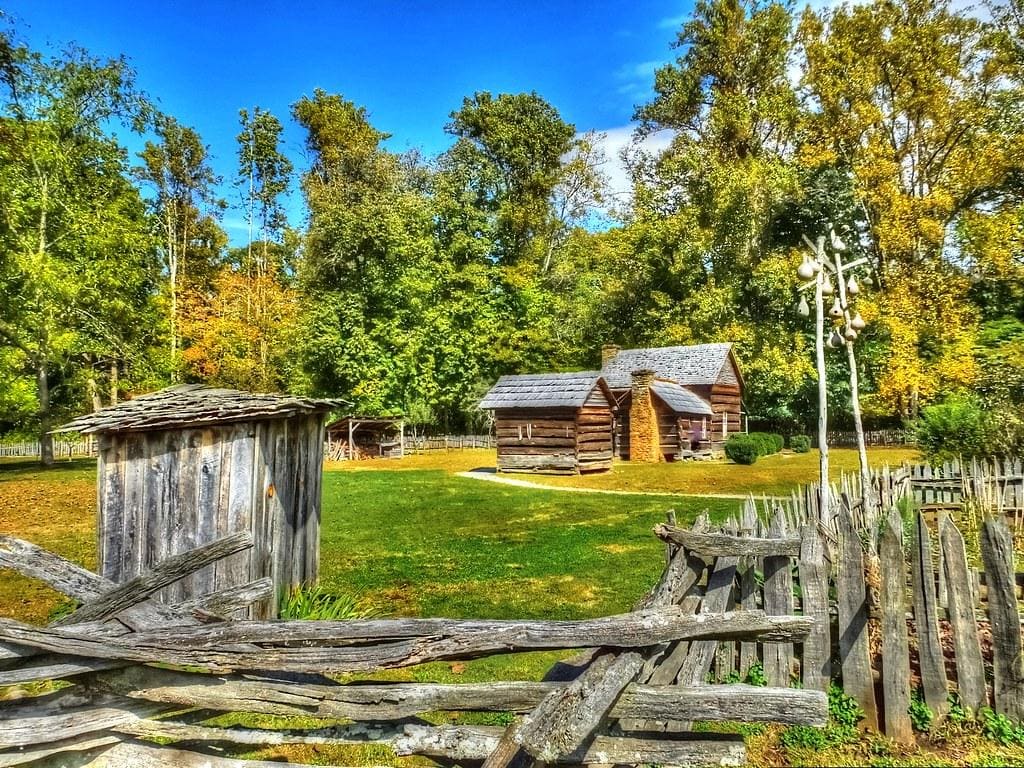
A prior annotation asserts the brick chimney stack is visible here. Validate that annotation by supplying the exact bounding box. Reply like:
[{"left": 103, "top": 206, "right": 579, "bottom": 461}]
[
  {"left": 629, "top": 369, "right": 662, "bottom": 463},
  {"left": 601, "top": 344, "right": 621, "bottom": 367}
]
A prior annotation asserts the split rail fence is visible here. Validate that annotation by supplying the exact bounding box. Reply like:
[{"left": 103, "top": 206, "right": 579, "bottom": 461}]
[
  {"left": 0, "top": 518, "right": 824, "bottom": 768},
  {"left": 0, "top": 439, "right": 97, "bottom": 460}
]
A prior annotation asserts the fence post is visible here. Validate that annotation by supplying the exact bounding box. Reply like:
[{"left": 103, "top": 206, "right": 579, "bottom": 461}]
[
  {"left": 879, "top": 510, "right": 912, "bottom": 742},
  {"left": 981, "top": 518, "right": 1024, "bottom": 721},
  {"left": 911, "top": 511, "right": 949, "bottom": 719},
  {"left": 938, "top": 513, "right": 986, "bottom": 714},
  {"left": 798, "top": 522, "right": 830, "bottom": 691},
  {"left": 836, "top": 496, "right": 879, "bottom": 730},
  {"left": 763, "top": 509, "right": 793, "bottom": 687}
]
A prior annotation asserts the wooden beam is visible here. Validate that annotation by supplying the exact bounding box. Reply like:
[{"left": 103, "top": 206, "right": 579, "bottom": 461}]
[
  {"left": 653, "top": 524, "right": 801, "bottom": 558},
  {"left": 53, "top": 532, "right": 253, "bottom": 626}
]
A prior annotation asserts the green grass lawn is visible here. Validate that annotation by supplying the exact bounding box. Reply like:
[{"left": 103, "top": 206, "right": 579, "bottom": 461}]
[{"left": 319, "top": 469, "right": 736, "bottom": 620}]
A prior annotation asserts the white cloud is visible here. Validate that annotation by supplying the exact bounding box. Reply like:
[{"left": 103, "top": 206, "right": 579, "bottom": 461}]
[
  {"left": 658, "top": 13, "right": 687, "bottom": 29},
  {"left": 584, "top": 125, "right": 675, "bottom": 203}
]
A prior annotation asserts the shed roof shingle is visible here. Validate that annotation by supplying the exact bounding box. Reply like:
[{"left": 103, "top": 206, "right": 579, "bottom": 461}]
[
  {"left": 601, "top": 343, "right": 739, "bottom": 389},
  {"left": 57, "top": 385, "right": 346, "bottom": 434},
  {"left": 479, "top": 372, "right": 606, "bottom": 410},
  {"left": 650, "top": 380, "right": 715, "bottom": 416}
]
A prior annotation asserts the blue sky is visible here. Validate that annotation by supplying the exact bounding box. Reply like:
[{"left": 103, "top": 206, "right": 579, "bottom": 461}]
[{"left": 4, "top": 1, "right": 690, "bottom": 241}]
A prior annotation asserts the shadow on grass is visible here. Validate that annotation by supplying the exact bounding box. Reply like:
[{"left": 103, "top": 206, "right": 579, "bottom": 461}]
[{"left": 0, "top": 456, "right": 96, "bottom": 479}]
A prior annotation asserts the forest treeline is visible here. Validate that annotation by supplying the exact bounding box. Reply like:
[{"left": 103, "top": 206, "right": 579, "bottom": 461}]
[{"left": 2, "top": 0, "right": 1024, "bottom": 461}]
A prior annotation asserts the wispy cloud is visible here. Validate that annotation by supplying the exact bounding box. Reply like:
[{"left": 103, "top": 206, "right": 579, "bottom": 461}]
[
  {"left": 658, "top": 13, "right": 687, "bottom": 29},
  {"left": 583, "top": 125, "right": 675, "bottom": 204}
]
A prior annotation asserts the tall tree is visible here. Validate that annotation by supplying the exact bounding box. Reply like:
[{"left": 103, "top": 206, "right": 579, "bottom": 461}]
[
  {"left": 0, "top": 32, "right": 158, "bottom": 463},
  {"left": 135, "top": 115, "right": 223, "bottom": 381}
]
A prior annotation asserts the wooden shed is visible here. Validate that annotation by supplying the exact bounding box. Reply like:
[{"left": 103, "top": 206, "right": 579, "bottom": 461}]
[
  {"left": 58, "top": 385, "right": 344, "bottom": 618},
  {"left": 325, "top": 416, "right": 404, "bottom": 460},
  {"left": 479, "top": 372, "right": 615, "bottom": 475},
  {"left": 601, "top": 343, "right": 745, "bottom": 454}
]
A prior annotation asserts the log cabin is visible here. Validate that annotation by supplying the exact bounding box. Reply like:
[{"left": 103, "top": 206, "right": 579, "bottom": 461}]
[
  {"left": 57, "top": 385, "right": 344, "bottom": 618},
  {"left": 600, "top": 343, "right": 745, "bottom": 458},
  {"left": 478, "top": 372, "right": 615, "bottom": 474}
]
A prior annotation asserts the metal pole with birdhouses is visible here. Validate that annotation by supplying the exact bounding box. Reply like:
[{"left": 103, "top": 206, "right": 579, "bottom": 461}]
[{"left": 797, "top": 228, "right": 873, "bottom": 522}]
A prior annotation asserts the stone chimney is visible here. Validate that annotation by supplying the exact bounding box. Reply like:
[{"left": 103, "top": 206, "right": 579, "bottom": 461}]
[
  {"left": 629, "top": 369, "right": 662, "bottom": 463},
  {"left": 601, "top": 344, "right": 621, "bottom": 367}
]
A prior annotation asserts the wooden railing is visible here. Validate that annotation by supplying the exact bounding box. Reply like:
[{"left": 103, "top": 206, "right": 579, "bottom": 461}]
[{"left": 0, "top": 519, "right": 823, "bottom": 768}]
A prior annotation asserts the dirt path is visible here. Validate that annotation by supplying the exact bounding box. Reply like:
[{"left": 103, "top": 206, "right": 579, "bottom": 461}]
[{"left": 455, "top": 469, "right": 773, "bottom": 500}]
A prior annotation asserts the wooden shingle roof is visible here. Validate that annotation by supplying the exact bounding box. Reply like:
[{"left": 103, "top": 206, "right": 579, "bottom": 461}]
[
  {"left": 601, "top": 343, "right": 741, "bottom": 389},
  {"left": 650, "top": 380, "right": 714, "bottom": 416},
  {"left": 479, "top": 372, "right": 609, "bottom": 410},
  {"left": 57, "top": 385, "right": 347, "bottom": 434}
]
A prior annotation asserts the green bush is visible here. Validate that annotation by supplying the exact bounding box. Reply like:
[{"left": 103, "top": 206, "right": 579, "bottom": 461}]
[
  {"left": 916, "top": 397, "right": 989, "bottom": 463},
  {"left": 790, "top": 434, "right": 811, "bottom": 453},
  {"left": 745, "top": 431, "right": 782, "bottom": 456},
  {"left": 725, "top": 434, "right": 760, "bottom": 464}
]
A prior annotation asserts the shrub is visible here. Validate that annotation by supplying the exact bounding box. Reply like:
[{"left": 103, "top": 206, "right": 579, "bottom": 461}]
[
  {"left": 790, "top": 434, "right": 811, "bottom": 453},
  {"left": 725, "top": 434, "right": 759, "bottom": 464},
  {"left": 909, "top": 689, "right": 933, "bottom": 732},
  {"left": 745, "top": 431, "right": 783, "bottom": 456},
  {"left": 279, "top": 583, "right": 380, "bottom": 621},
  {"left": 916, "top": 396, "right": 989, "bottom": 463}
]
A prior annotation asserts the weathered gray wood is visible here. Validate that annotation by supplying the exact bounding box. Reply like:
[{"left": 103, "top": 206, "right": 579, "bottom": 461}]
[
  {"left": 654, "top": 524, "right": 801, "bottom": 557},
  {"left": 81, "top": 740, "right": 365, "bottom": 768},
  {"left": 80, "top": 725, "right": 747, "bottom": 768},
  {"left": 911, "top": 511, "right": 949, "bottom": 718},
  {"left": 0, "top": 732, "right": 120, "bottom": 767},
  {"left": 493, "top": 519, "right": 713, "bottom": 767},
  {"left": 0, "top": 536, "right": 189, "bottom": 630},
  {"left": 616, "top": 684, "right": 826, "bottom": 726},
  {"left": 836, "top": 497, "right": 879, "bottom": 730},
  {"left": 879, "top": 511, "right": 913, "bottom": 743},
  {"left": 677, "top": 553, "right": 739, "bottom": 690},
  {"left": 0, "top": 689, "right": 169, "bottom": 748},
  {"left": 763, "top": 510, "right": 793, "bottom": 687},
  {"left": 54, "top": 532, "right": 254, "bottom": 626},
  {"left": 1, "top": 610, "right": 813, "bottom": 674},
  {"left": 798, "top": 523, "right": 830, "bottom": 690},
  {"left": 938, "top": 513, "right": 986, "bottom": 713},
  {"left": 0, "top": 653, "right": 124, "bottom": 685},
  {"left": 174, "top": 577, "right": 274, "bottom": 617},
  {"left": 981, "top": 518, "right": 1024, "bottom": 721},
  {"left": 93, "top": 665, "right": 825, "bottom": 725}
]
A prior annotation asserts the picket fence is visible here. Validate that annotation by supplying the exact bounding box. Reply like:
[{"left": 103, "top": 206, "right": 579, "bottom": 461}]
[{"left": 0, "top": 438, "right": 96, "bottom": 459}]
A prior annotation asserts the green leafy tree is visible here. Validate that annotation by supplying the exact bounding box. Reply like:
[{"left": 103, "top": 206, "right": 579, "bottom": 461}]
[{"left": 0, "top": 32, "right": 159, "bottom": 462}]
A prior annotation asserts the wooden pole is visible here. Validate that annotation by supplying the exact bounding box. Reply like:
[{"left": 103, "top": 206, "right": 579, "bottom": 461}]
[
  {"left": 834, "top": 250, "right": 872, "bottom": 518},
  {"left": 348, "top": 420, "right": 353, "bottom": 461},
  {"left": 399, "top": 421, "right": 405, "bottom": 459},
  {"left": 814, "top": 237, "right": 830, "bottom": 518}
]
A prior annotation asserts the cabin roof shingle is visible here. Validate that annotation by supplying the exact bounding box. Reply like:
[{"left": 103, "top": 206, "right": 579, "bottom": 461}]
[
  {"left": 479, "top": 372, "right": 607, "bottom": 410},
  {"left": 650, "top": 380, "right": 715, "bottom": 416},
  {"left": 601, "top": 343, "right": 739, "bottom": 389},
  {"left": 57, "top": 384, "right": 346, "bottom": 434}
]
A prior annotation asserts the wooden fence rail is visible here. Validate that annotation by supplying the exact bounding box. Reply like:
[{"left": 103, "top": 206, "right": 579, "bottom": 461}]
[{"left": 0, "top": 516, "right": 825, "bottom": 768}]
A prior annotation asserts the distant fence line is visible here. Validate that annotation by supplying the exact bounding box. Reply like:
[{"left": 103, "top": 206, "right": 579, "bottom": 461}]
[
  {"left": 0, "top": 438, "right": 97, "bottom": 459},
  {"left": 403, "top": 434, "right": 494, "bottom": 453},
  {"left": 819, "top": 429, "right": 916, "bottom": 447}
]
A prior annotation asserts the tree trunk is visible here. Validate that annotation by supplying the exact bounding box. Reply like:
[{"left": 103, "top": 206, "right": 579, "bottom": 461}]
[
  {"left": 37, "top": 362, "right": 54, "bottom": 467},
  {"left": 109, "top": 360, "right": 119, "bottom": 406}
]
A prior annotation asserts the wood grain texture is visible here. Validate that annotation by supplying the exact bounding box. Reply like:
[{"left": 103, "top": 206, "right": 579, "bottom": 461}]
[
  {"left": 835, "top": 498, "right": 878, "bottom": 730},
  {"left": 911, "top": 511, "right": 949, "bottom": 718},
  {"left": 981, "top": 519, "right": 1024, "bottom": 721},
  {"left": 938, "top": 513, "right": 986, "bottom": 713},
  {"left": 798, "top": 523, "right": 830, "bottom": 690},
  {"left": 762, "top": 510, "right": 794, "bottom": 687},
  {"left": 879, "top": 511, "right": 913, "bottom": 743}
]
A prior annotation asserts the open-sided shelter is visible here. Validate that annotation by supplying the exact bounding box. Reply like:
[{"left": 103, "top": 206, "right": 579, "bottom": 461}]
[
  {"left": 326, "top": 417, "right": 405, "bottom": 460},
  {"left": 479, "top": 372, "right": 615, "bottom": 474},
  {"left": 58, "top": 385, "right": 344, "bottom": 618}
]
